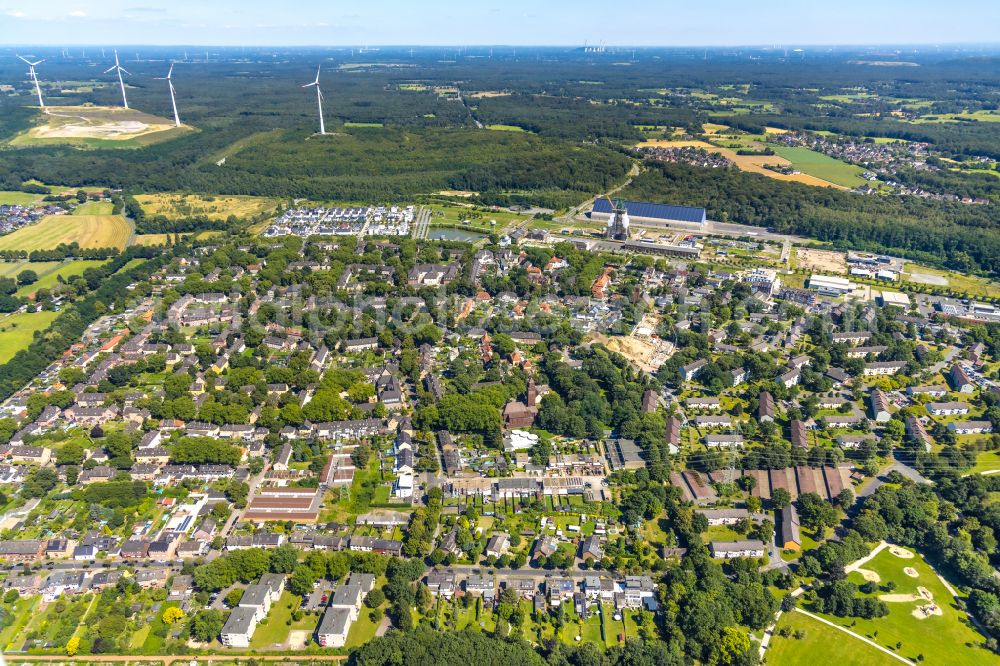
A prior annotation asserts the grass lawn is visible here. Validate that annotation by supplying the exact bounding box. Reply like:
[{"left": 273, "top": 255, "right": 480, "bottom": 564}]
[
  {"left": 345, "top": 605, "right": 384, "bottom": 648},
  {"left": 811, "top": 546, "right": 997, "bottom": 664},
  {"left": 0, "top": 214, "right": 132, "bottom": 252},
  {"left": 771, "top": 146, "right": 867, "bottom": 188},
  {"left": 0, "top": 191, "right": 44, "bottom": 205},
  {"left": 73, "top": 201, "right": 114, "bottom": 215},
  {"left": 0, "top": 310, "right": 60, "bottom": 363},
  {"left": 0, "top": 596, "right": 39, "bottom": 650},
  {"left": 702, "top": 524, "right": 744, "bottom": 543},
  {"left": 250, "top": 591, "right": 316, "bottom": 649},
  {"left": 969, "top": 451, "right": 1000, "bottom": 475},
  {"left": 128, "top": 624, "right": 151, "bottom": 649},
  {"left": 766, "top": 610, "right": 896, "bottom": 666},
  {"left": 343, "top": 122, "right": 385, "bottom": 128},
  {"left": 134, "top": 600, "right": 180, "bottom": 653}
]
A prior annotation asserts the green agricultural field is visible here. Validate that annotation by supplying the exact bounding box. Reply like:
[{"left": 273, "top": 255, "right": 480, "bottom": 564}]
[
  {"left": 0, "top": 214, "right": 132, "bottom": 252},
  {"left": 812, "top": 546, "right": 997, "bottom": 664},
  {"left": 73, "top": 201, "right": 114, "bottom": 215},
  {"left": 766, "top": 610, "right": 896, "bottom": 666},
  {"left": 0, "top": 310, "right": 60, "bottom": 363},
  {"left": 771, "top": 146, "right": 867, "bottom": 188},
  {"left": 0, "top": 260, "right": 61, "bottom": 279},
  {"left": 911, "top": 110, "right": 1000, "bottom": 124},
  {"left": 15, "top": 259, "right": 110, "bottom": 297},
  {"left": 0, "top": 191, "right": 44, "bottom": 205},
  {"left": 486, "top": 124, "right": 530, "bottom": 132},
  {"left": 343, "top": 121, "right": 385, "bottom": 128}
]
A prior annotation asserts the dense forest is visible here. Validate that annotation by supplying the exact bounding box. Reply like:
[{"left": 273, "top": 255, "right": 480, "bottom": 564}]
[{"left": 2, "top": 47, "right": 1000, "bottom": 265}]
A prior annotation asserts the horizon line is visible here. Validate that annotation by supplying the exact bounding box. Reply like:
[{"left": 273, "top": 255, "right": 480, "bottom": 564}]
[{"left": 4, "top": 41, "right": 1000, "bottom": 50}]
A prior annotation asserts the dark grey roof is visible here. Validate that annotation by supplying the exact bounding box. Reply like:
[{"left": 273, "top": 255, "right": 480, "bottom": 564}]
[{"left": 592, "top": 198, "right": 706, "bottom": 223}]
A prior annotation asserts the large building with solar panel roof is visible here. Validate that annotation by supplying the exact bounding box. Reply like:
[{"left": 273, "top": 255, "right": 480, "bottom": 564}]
[{"left": 590, "top": 198, "right": 707, "bottom": 229}]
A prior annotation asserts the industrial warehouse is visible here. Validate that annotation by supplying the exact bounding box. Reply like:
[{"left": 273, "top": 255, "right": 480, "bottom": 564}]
[{"left": 590, "top": 198, "right": 707, "bottom": 230}]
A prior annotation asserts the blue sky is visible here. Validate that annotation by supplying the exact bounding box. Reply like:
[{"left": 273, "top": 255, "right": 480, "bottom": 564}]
[{"left": 2, "top": 0, "right": 999, "bottom": 46}]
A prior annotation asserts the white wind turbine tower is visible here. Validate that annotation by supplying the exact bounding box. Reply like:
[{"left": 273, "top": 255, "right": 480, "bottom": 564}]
[
  {"left": 156, "top": 64, "right": 181, "bottom": 127},
  {"left": 17, "top": 56, "right": 45, "bottom": 108},
  {"left": 105, "top": 49, "right": 130, "bottom": 108},
  {"left": 302, "top": 66, "right": 326, "bottom": 135}
]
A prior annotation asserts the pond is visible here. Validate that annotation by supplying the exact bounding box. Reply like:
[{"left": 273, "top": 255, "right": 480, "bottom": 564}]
[{"left": 427, "top": 227, "right": 486, "bottom": 242}]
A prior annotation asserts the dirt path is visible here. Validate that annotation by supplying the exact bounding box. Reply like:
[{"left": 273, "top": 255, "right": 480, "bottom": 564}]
[
  {"left": 793, "top": 608, "right": 911, "bottom": 664},
  {"left": 845, "top": 541, "right": 889, "bottom": 574}
]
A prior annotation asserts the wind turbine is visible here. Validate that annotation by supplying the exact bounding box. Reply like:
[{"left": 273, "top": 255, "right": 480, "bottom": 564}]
[
  {"left": 105, "top": 49, "right": 130, "bottom": 109},
  {"left": 17, "top": 55, "right": 45, "bottom": 108},
  {"left": 156, "top": 64, "right": 181, "bottom": 127},
  {"left": 302, "top": 66, "right": 326, "bottom": 135}
]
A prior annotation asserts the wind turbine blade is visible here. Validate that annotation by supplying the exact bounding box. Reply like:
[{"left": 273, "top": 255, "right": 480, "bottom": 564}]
[
  {"left": 167, "top": 64, "right": 174, "bottom": 78},
  {"left": 104, "top": 66, "right": 116, "bottom": 73},
  {"left": 303, "top": 82, "right": 316, "bottom": 88},
  {"left": 119, "top": 67, "right": 130, "bottom": 75}
]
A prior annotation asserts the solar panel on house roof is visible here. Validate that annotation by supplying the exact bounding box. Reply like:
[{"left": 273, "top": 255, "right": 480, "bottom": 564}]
[{"left": 591, "top": 198, "right": 706, "bottom": 224}]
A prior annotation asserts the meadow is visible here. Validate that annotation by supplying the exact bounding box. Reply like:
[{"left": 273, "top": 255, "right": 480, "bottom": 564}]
[
  {"left": 0, "top": 214, "right": 132, "bottom": 252},
  {"left": 133, "top": 193, "right": 281, "bottom": 221},
  {"left": 0, "top": 310, "right": 60, "bottom": 363}
]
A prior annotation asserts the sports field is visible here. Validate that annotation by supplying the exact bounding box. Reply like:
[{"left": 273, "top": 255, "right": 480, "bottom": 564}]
[
  {"left": 814, "top": 545, "right": 997, "bottom": 664},
  {"left": 766, "top": 610, "right": 896, "bottom": 666},
  {"left": 0, "top": 311, "right": 59, "bottom": 363},
  {"left": 772, "top": 146, "right": 867, "bottom": 188},
  {"left": 0, "top": 214, "right": 132, "bottom": 252},
  {"left": 133, "top": 193, "right": 280, "bottom": 221},
  {"left": 8, "top": 106, "right": 190, "bottom": 149}
]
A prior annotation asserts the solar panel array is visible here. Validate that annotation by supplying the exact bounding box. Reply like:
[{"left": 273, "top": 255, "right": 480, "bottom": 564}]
[{"left": 591, "top": 198, "right": 706, "bottom": 224}]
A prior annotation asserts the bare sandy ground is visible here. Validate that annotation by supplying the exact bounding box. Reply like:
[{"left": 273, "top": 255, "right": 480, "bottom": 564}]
[
  {"left": 889, "top": 545, "right": 915, "bottom": 559},
  {"left": 24, "top": 107, "right": 177, "bottom": 142},
  {"left": 904, "top": 567, "right": 919, "bottom": 578},
  {"left": 905, "top": 271, "right": 949, "bottom": 286},
  {"left": 913, "top": 604, "right": 943, "bottom": 619},
  {"left": 855, "top": 568, "right": 881, "bottom": 583},
  {"left": 797, "top": 247, "right": 848, "bottom": 274}
]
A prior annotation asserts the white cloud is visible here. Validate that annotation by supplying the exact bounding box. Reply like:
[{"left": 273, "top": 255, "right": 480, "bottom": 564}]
[
  {"left": 69, "top": 10, "right": 87, "bottom": 17},
  {"left": 5, "top": 10, "right": 26, "bottom": 17}
]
